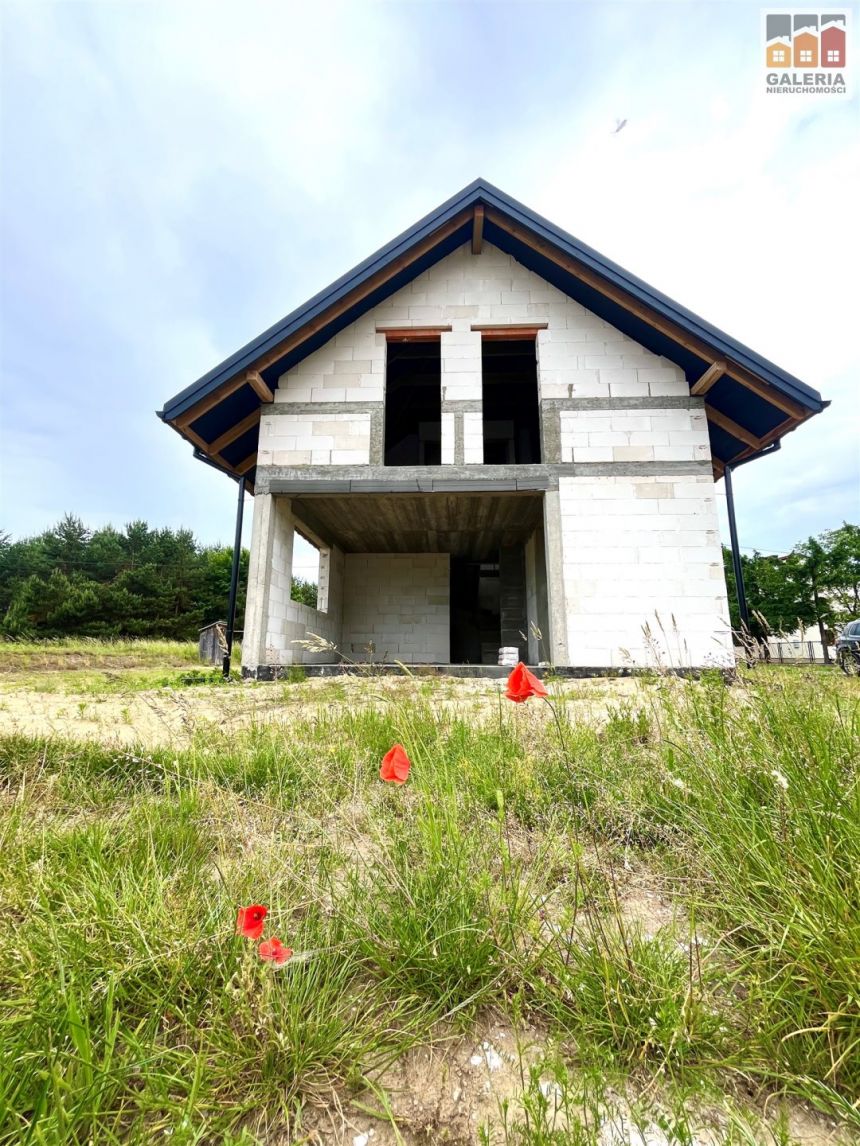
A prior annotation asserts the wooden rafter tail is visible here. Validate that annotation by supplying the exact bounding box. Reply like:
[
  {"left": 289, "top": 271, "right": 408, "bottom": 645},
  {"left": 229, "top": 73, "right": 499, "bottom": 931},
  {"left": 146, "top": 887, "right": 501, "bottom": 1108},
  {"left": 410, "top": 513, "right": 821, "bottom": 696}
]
[
  {"left": 471, "top": 205, "right": 484, "bottom": 255},
  {"left": 251, "top": 208, "right": 473, "bottom": 374},
  {"left": 722, "top": 412, "right": 806, "bottom": 467},
  {"left": 245, "top": 369, "right": 274, "bottom": 403},
  {"left": 691, "top": 361, "right": 726, "bottom": 397},
  {"left": 176, "top": 372, "right": 249, "bottom": 429},
  {"left": 705, "top": 406, "right": 763, "bottom": 450},
  {"left": 209, "top": 407, "right": 262, "bottom": 455},
  {"left": 172, "top": 420, "right": 211, "bottom": 453},
  {"left": 234, "top": 452, "right": 257, "bottom": 476},
  {"left": 725, "top": 365, "right": 806, "bottom": 419}
]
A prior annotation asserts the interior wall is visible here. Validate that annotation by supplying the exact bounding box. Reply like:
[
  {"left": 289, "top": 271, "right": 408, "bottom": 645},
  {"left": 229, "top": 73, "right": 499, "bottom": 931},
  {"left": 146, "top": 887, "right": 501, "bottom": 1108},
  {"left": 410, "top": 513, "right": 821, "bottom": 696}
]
[
  {"left": 341, "top": 554, "right": 450, "bottom": 663},
  {"left": 242, "top": 494, "right": 344, "bottom": 670}
]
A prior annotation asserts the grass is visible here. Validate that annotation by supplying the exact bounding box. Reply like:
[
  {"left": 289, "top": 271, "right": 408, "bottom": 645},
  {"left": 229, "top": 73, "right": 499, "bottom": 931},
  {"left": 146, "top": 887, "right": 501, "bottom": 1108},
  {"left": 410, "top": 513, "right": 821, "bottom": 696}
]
[{"left": 0, "top": 666, "right": 858, "bottom": 1142}]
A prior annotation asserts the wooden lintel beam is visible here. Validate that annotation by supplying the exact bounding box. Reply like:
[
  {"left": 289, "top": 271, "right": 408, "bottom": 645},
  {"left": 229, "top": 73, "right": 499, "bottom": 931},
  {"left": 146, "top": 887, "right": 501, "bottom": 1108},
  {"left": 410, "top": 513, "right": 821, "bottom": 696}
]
[
  {"left": 471, "top": 205, "right": 484, "bottom": 255},
  {"left": 706, "top": 406, "right": 764, "bottom": 450},
  {"left": 379, "top": 326, "right": 452, "bottom": 341},
  {"left": 472, "top": 323, "right": 548, "bottom": 339},
  {"left": 208, "top": 407, "right": 261, "bottom": 456},
  {"left": 482, "top": 206, "right": 808, "bottom": 421},
  {"left": 691, "top": 361, "right": 726, "bottom": 397},
  {"left": 234, "top": 452, "right": 258, "bottom": 476},
  {"left": 245, "top": 369, "right": 274, "bottom": 403},
  {"left": 251, "top": 208, "right": 472, "bottom": 373}
]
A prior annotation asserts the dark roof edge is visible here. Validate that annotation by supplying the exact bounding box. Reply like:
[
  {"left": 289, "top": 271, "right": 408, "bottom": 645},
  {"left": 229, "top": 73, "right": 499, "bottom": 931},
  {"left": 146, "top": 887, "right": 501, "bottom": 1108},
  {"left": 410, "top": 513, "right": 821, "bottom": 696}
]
[{"left": 161, "top": 178, "right": 825, "bottom": 422}]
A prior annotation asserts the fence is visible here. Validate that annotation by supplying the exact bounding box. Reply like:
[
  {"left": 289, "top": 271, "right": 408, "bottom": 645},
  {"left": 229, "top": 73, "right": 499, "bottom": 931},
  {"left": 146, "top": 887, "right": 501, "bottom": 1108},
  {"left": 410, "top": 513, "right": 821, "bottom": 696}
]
[{"left": 763, "top": 640, "right": 833, "bottom": 665}]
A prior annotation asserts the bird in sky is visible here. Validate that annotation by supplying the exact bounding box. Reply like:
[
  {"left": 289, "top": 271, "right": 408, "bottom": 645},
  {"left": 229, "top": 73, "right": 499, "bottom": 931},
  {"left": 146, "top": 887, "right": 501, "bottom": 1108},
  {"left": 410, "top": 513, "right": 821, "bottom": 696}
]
[{"left": 612, "top": 118, "right": 628, "bottom": 134}]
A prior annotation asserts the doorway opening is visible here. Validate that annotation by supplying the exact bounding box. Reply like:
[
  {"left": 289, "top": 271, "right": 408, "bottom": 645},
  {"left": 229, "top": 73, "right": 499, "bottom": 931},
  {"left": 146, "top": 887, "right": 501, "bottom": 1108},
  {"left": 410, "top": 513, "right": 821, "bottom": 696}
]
[
  {"left": 450, "top": 557, "right": 500, "bottom": 664},
  {"left": 481, "top": 338, "right": 541, "bottom": 464},
  {"left": 384, "top": 340, "right": 442, "bottom": 465}
]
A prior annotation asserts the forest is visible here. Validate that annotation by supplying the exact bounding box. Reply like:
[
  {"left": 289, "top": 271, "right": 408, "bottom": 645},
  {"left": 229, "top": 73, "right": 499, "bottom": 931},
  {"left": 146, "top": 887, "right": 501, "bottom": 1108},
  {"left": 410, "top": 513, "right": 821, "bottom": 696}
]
[{"left": 0, "top": 514, "right": 316, "bottom": 640}]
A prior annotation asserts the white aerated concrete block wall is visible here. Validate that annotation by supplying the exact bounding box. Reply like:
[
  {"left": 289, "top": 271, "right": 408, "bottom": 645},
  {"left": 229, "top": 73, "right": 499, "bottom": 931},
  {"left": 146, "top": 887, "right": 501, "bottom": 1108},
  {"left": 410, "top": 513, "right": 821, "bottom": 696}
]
[
  {"left": 558, "top": 475, "right": 733, "bottom": 669},
  {"left": 536, "top": 326, "right": 687, "bottom": 400},
  {"left": 265, "top": 240, "right": 687, "bottom": 427},
  {"left": 559, "top": 407, "right": 710, "bottom": 464},
  {"left": 273, "top": 329, "right": 386, "bottom": 404},
  {"left": 341, "top": 554, "right": 450, "bottom": 663},
  {"left": 440, "top": 330, "right": 482, "bottom": 401},
  {"left": 257, "top": 413, "right": 371, "bottom": 467}
]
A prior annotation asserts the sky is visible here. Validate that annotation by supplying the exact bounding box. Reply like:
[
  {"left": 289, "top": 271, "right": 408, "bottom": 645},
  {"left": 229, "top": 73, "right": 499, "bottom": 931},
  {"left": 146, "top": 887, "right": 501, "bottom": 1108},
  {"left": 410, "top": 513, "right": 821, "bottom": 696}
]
[{"left": 1, "top": 0, "right": 858, "bottom": 582}]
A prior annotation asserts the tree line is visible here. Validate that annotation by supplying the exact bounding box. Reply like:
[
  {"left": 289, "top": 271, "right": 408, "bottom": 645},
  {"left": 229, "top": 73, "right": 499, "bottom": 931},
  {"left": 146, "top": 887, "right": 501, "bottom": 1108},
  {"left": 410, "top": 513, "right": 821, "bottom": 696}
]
[
  {"left": 0, "top": 514, "right": 317, "bottom": 640},
  {"left": 722, "top": 522, "right": 859, "bottom": 647}
]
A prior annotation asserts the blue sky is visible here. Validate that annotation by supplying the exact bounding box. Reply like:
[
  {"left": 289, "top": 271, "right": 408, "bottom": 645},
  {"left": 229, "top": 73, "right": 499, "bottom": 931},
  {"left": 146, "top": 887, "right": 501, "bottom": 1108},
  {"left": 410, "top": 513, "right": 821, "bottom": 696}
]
[{"left": 1, "top": 0, "right": 858, "bottom": 580}]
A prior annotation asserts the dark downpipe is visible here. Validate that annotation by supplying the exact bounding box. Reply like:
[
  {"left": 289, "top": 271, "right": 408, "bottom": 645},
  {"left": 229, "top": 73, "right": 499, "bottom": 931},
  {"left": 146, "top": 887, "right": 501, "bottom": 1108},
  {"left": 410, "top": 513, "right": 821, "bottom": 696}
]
[
  {"left": 723, "top": 464, "right": 749, "bottom": 631},
  {"left": 223, "top": 476, "right": 246, "bottom": 678}
]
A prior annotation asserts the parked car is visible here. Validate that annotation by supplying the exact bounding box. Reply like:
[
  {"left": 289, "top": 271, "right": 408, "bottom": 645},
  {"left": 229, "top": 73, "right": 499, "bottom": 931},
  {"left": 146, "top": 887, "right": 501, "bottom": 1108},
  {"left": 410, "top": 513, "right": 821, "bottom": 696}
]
[{"left": 835, "top": 620, "right": 860, "bottom": 675}]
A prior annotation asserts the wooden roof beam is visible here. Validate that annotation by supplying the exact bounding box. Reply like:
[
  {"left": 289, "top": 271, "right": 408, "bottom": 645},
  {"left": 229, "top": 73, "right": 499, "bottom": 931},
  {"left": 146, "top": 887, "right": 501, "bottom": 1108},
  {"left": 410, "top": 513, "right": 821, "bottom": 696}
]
[
  {"left": 706, "top": 406, "right": 764, "bottom": 450},
  {"left": 208, "top": 407, "right": 261, "bottom": 455},
  {"left": 691, "top": 361, "right": 726, "bottom": 396},
  {"left": 471, "top": 205, "right": 484, "bottom": 255},
  {"left": 245, "top": 369, "right": 274, "bottom": 403},
  {"left": 175, "top": 372, "right": 248, "bottom": 430},
  {"left": 234, "top": 453, "right": 258, "bottom": 476}
]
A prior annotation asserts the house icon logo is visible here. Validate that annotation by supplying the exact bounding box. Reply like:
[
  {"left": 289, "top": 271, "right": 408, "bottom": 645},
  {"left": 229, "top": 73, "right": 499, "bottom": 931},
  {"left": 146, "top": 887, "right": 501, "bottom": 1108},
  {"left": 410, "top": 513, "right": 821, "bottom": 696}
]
[{"left": 763, "top": 11, "right": 849, "bottom": 95}]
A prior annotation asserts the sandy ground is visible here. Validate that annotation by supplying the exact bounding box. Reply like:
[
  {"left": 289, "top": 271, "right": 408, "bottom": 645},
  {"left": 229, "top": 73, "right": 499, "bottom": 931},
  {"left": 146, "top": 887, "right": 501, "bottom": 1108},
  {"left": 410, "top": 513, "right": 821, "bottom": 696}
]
[{"left": 0, "top": 674, "right": 649, "bottom": 749}]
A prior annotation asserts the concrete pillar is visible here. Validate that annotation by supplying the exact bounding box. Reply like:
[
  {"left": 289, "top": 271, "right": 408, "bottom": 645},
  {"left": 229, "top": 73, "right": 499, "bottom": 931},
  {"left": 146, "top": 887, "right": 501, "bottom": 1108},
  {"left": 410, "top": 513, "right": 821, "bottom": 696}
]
[
  {"left": 242, "top": 493, "right": 277, "bottom": 670},
  {"left": 242, "top": 494, "right": 297, "bottom": 672},
  {"left": 542, "top": 490, "right": 569, "bottom": 665}
]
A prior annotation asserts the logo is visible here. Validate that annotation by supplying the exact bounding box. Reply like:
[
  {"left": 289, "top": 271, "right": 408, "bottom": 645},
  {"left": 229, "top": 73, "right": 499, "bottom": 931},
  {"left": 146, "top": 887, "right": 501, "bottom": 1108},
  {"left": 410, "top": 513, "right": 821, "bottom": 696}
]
[{"left": 763, "top": 11, "right": 850, "bottom": 95}]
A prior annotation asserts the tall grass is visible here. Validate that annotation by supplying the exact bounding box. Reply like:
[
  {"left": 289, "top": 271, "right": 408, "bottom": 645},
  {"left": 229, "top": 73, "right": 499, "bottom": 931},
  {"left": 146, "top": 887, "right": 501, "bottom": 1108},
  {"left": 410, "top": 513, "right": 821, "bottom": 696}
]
[{"left": 0, "top": 669, "right": 857, "bottom": 1142}]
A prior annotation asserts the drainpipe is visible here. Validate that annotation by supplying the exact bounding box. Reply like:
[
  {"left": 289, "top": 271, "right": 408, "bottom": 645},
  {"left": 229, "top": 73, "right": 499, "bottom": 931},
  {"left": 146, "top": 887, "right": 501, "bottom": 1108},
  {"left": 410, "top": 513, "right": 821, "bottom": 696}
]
[
  {"left": 723, "top": 463, "right": 749, "bottom": 632},
  {"left": 223, "top": 476, "right": 246, "bottom": 678}
]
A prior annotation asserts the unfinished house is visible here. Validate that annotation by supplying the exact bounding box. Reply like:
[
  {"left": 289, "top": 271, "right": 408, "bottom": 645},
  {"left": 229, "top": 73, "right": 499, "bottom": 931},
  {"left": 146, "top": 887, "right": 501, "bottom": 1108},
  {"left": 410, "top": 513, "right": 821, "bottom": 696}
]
[{"left": 159, "top": 180, "right": 827, "bottom": 675}]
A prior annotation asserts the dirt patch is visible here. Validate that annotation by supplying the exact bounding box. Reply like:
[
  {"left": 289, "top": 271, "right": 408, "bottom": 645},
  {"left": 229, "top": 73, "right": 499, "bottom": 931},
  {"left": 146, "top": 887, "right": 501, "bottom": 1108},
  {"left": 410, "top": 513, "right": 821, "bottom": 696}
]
[{"left": 0, "top": 675, "right": 649, "bottom": 750}]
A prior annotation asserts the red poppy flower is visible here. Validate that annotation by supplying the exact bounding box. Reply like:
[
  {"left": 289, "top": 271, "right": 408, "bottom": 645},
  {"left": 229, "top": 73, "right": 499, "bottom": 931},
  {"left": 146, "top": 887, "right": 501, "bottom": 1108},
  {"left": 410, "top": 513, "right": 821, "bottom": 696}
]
[
  {"left": 236, "top": 904, "right": 267, "bottom": 940},
  {"left": 380, "top": 743, "right": 411, "bottom": 784},
  {"left": 259, "top": 937, "right": 293, "bottom": 966},
  {"left": 505, "top": 662, "right": 548, "bottom": 703}
]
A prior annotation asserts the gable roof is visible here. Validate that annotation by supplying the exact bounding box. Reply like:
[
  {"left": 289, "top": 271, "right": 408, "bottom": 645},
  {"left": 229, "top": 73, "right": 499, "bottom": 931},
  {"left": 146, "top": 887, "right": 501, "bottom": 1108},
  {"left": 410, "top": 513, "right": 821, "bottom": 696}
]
[{"left": 158, "top": 178, "right": 827, "bottom": 485}]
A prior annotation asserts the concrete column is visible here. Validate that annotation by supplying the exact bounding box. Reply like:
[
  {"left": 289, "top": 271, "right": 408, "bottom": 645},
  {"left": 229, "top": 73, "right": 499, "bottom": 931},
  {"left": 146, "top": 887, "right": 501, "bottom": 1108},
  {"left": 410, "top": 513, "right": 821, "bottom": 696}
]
[
  {"left": 542, "top": 490, "right": 570, "bottom": 665},
  {"left": 242, "top": 493, "right": 277, "bottom": 670}
]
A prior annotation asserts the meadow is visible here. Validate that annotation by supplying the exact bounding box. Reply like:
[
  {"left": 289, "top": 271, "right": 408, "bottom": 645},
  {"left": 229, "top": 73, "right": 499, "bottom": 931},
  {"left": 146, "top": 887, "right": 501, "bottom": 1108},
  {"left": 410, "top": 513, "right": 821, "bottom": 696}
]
[{"left": 0, "top": 644, "right": 858, "bottom": 1144}]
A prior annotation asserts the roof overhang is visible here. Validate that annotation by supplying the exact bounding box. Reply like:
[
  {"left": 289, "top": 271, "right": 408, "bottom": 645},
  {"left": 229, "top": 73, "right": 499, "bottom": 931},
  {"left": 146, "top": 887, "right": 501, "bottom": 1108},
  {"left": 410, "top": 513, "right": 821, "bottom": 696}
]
[{"left": 158, "top": 178, "right": 828, "bottom": 485}]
